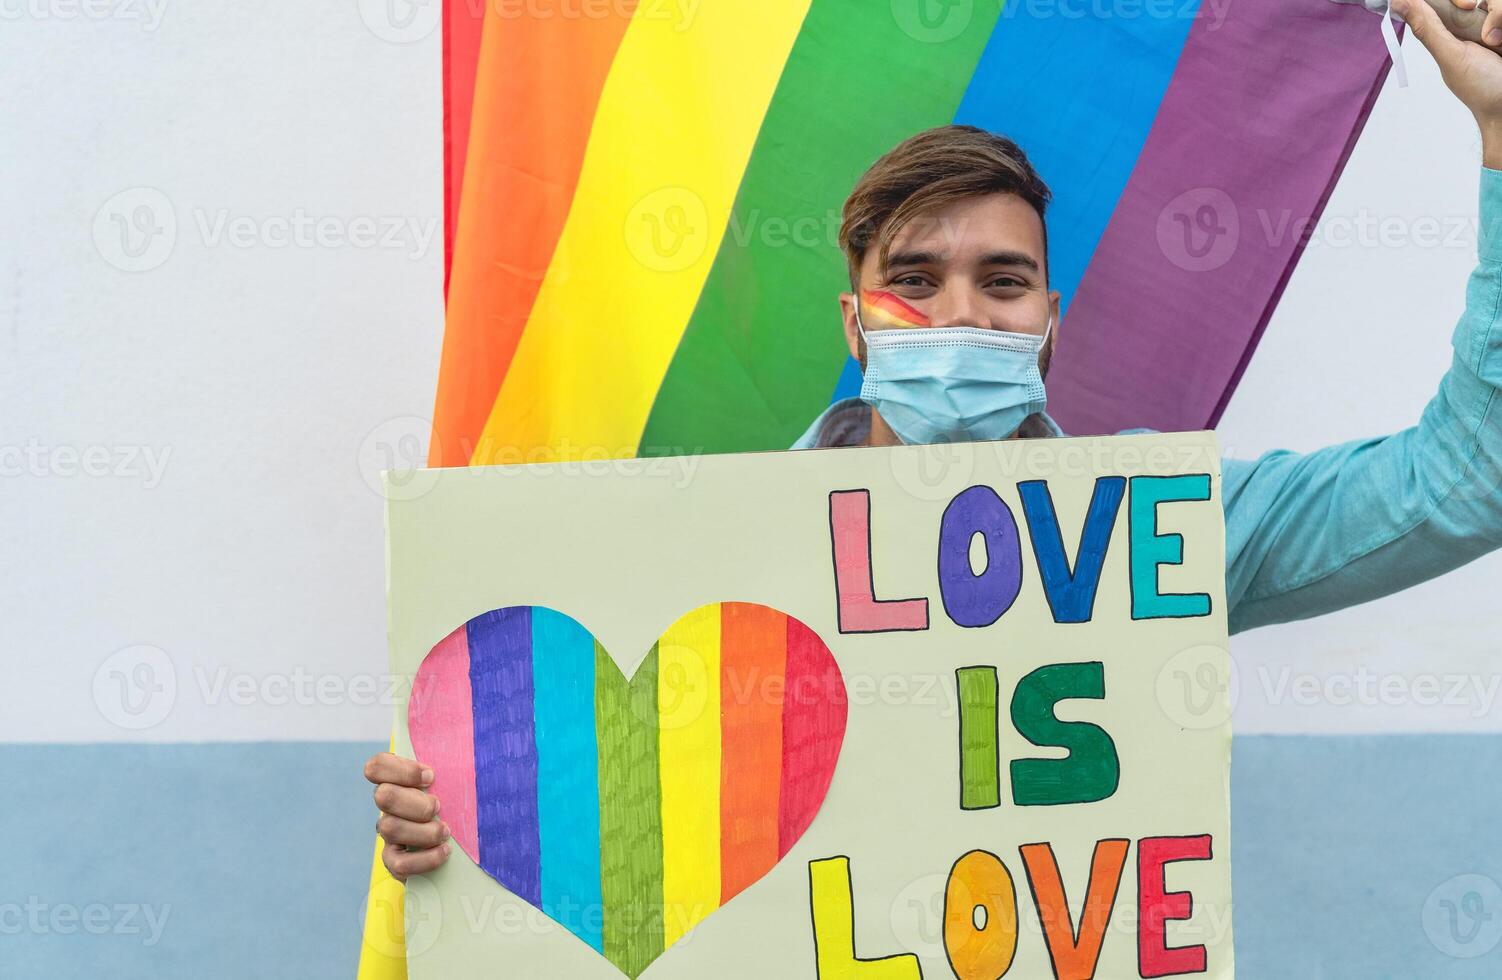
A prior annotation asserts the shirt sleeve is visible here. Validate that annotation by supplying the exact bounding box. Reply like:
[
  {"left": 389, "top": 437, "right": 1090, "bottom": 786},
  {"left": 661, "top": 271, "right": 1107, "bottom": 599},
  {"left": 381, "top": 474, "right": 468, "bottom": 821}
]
[{"left": 1223, "top": 167, "right": 1502, "bottom": 635}]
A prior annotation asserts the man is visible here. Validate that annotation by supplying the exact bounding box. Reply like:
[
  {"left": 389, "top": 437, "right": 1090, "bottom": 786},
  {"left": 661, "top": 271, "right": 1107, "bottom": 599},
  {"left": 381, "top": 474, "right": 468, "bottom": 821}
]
[{"left": 366, "top": 0, "right": 1502, "bottom": 882}]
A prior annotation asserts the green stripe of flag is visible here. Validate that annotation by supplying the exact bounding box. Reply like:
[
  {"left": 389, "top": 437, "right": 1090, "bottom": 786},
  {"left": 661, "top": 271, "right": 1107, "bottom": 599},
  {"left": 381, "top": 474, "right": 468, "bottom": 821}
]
[{"left": 638, "top": 0, "right": 1006, "bottom": 457}]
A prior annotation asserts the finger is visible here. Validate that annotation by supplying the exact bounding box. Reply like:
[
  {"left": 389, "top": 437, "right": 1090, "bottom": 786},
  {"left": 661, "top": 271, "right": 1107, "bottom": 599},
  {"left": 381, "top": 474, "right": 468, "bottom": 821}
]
[
  {"left": 383, "top": 840, "right": 451, "bottom": 881},
  {"left": 378, "top": 814, "right": 452, "bottom": 849},
  {"left": 364, "top": 752, "right": 434, "bottom": 789},
  {"left": 1486, "top": 5, "right": 1502, "bottom": 43},
  {"left": 1454, "top": 0, "right": 1481, "bottom": 11},
  {"left": 373, "top": 782, "right": 442, "bottom": 822},
  {"left": 1398, "top": 0, "right": 1471, "bottom": 64}
]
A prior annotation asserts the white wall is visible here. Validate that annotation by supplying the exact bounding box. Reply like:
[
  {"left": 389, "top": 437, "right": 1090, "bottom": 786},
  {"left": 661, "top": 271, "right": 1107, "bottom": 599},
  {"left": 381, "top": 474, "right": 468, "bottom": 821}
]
[
  {"left": 3, "top": 6, "right": 1496, "bottom": 742},
  {"left": 1217, "top": 35, "right": 1502, "bottom": 733},
  {"left": 0, "top": 2, "right": 444, "bottom": 742}
]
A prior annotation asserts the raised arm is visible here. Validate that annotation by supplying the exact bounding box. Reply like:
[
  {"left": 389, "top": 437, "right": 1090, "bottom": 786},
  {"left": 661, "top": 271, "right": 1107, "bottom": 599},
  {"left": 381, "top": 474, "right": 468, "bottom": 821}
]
[{"left": 1225, "top": 0, "right": 1502, "bottom": 634}]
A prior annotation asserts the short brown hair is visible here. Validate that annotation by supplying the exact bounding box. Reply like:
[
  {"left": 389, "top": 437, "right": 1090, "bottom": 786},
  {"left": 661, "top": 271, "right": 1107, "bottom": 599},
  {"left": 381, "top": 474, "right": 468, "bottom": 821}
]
[{"left": 839, "top": 125, "right": 1052, "bottom": 287}]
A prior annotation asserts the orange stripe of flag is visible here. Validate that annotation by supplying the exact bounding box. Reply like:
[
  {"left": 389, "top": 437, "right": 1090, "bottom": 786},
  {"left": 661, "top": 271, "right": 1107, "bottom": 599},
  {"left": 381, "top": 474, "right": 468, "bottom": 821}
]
[
  {"left": 719, "top": 603, "right": 786, "bottom": 903},
  {"left": 430, "top": 2, "right": 641, "bottom": 467}
]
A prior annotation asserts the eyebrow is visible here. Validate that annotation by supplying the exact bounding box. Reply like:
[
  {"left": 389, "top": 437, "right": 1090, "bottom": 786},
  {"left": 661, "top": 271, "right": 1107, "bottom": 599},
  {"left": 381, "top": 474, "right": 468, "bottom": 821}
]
[
  {"left": 884, "top": 249, "right": 944, "bottom": 269},
  {"left": 977, "top": 250, "right": 1041, "bottom": 273},
  {"left": 884, "top": 249, "right": 1041, "bottom": 273}
]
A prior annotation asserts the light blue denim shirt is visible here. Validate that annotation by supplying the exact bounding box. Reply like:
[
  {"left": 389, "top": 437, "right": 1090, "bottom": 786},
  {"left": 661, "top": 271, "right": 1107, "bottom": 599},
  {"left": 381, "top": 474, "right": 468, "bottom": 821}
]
[{"left": 793, "top": 168, "right": 1502, "bottom": 636}]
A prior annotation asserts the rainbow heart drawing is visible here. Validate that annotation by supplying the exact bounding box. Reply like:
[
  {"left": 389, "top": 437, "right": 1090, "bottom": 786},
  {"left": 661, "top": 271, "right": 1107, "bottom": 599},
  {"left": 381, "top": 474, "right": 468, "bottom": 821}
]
[{"left": 408, "top": 601, "right": 848, "bottom": 978}]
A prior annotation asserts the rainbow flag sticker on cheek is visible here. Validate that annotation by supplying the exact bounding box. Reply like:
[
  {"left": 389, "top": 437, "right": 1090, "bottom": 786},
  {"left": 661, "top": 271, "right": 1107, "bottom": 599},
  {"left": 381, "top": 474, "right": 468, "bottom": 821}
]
[
  {"left": 408, "top": 602, "right": 848, "bottom": 978},
  {"left": 860, "top": 289, "right": 932, "bottom": 330}
]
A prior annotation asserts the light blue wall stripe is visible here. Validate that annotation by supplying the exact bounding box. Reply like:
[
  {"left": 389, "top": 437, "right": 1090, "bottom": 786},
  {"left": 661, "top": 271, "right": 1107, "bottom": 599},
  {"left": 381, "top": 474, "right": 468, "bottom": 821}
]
[
  {"left": 531, "top": 606, "right": 605, "bottom": 953},
  {"left": 8, "top": 736, "right": 1502, "bottom": 978},
  {"left": 1, "top": 742, "right": 374, "bottom": 980}
]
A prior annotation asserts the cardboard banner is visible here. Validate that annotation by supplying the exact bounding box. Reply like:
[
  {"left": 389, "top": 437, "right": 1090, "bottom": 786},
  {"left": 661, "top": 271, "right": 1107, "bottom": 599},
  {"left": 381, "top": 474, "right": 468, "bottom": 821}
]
[{"left": 387, "top": 433, "right": 1233, "bottom": 978}]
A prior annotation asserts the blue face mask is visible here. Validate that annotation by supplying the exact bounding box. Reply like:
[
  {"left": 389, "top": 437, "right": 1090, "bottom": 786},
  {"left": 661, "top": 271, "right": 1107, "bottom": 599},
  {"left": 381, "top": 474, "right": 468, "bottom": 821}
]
[{"left": 855, "top": 299, "right": 1052, "bottom": 445}]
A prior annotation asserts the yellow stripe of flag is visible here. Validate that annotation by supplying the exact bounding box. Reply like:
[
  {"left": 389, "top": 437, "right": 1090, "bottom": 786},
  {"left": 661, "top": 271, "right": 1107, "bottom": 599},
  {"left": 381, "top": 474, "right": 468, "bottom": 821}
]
[
  {"left": 657, "top": 603, "right": 723, "bottom": 946},
  {"left": 356, "top": 735, "right": 408, "bottom": 980},
  {"left": 471, "top": 0, "right": 814, "bottom": 464}
]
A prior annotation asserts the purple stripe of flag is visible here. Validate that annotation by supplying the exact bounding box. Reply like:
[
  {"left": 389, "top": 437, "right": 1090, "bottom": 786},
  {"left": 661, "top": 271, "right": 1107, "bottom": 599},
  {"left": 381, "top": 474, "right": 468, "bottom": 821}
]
[
  {"left": 1047, "top": 0, "right": 1391, "bottom": 436},
  {"left": 467, "top": 606, "right": 541, "bottom": 905}
]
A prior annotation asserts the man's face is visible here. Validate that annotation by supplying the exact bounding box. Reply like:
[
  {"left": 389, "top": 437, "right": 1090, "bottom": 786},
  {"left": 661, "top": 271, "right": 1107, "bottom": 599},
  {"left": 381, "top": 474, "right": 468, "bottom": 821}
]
[{"left": 840, "top": 192, "right": 1062, "bottom": 371}]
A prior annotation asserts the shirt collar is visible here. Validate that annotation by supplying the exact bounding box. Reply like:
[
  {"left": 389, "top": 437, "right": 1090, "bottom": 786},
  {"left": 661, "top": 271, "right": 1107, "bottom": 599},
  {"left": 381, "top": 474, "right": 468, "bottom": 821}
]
[{"left": 791, "top": 398, "right": 1065, "bottom": 450}]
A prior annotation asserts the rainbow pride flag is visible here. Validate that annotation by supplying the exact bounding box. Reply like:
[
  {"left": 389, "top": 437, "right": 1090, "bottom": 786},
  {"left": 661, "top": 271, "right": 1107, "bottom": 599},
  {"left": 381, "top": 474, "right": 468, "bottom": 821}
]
[
  {"left": 427, "top": 0, "right": 1392, "bottom": 468},
  {"left": 361, "top": 3, "right": 1394, "bottom": 976}
]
